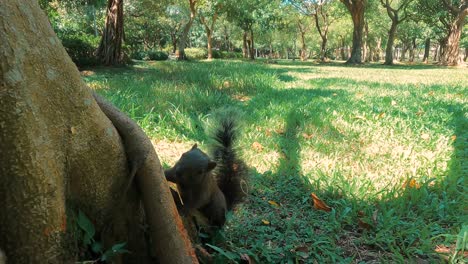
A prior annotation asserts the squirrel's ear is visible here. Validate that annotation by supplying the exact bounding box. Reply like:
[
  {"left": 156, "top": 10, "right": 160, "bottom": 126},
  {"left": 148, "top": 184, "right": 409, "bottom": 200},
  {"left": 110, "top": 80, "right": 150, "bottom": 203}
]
[
  {"left": 191, "top": 143, "right": 198, "bottom": 150},
  {"left": 207, "top": 161, "right": 217, "bottom": 171}
]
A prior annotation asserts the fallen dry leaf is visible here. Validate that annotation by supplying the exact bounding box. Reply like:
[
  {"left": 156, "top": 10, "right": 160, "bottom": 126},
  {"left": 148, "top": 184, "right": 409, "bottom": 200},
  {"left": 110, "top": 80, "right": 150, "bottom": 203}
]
[
  {"left": 403, "top": 179, "right": 421, "bottom": 189},
  {"left": 252, "top": 142, "right": 263, "bottom": 152},
  {"left": 451, "top": 135, "right": 457, "bottom": 141},
  {"left": 377, "top": 112, "right": 386, "bottom": 119},
  {"left": 268, "top": 200, "right": 280, "bottom": 208},
  {"left": 302, "top": 133, "right": 313, "bottom": 139},
  {"left": 391, "top": 100, "right": 397, "bottom": 106},
  {"left": 261, "top": 219, "right": 270, "bottom": 225},
  {"left": 358, "top": 218, "right": 372, "bottom": 230},
  {"left": 311, "top": 193, "right": 332, "bottom": 212},
  {"left": 275, "top": 129, "right": 285, "bottom": 135}
]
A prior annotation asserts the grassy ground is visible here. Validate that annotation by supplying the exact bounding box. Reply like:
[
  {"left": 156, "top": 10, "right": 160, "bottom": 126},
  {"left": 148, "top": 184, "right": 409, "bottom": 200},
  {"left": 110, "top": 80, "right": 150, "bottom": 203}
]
[{"left": 83, "top": 59, "right": 467, "bottom": 263}]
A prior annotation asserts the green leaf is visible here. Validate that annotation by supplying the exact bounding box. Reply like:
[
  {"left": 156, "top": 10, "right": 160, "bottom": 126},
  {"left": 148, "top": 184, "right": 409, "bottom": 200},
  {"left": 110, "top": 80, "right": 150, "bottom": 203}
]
[
  {"left": 205, "top": 244, "right": 238, "bottom": 260},
  {"left": 77, "top": 210, "right": 95, "bottom": 240},
  {"left": 91, "top": 241, "right": 103, "bottom": 254}
]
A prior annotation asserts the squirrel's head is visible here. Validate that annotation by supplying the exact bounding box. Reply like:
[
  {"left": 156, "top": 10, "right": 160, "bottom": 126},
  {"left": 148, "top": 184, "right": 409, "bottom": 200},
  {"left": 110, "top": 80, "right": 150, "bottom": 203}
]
[{"left": 167, "top": 144, "right": 217, "bottom": 186}]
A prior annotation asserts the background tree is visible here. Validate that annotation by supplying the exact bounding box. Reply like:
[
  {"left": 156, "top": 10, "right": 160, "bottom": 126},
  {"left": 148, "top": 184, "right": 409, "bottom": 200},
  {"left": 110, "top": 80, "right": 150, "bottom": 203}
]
[
  {"left": 339, "top": 0, "right": 367, "bottom": 64},
  {"left": 177, "top": 0, "right": 199, "bottom": 60},
  {"left": 199, "top": 0, "right": 223, "bottom": 59},
  {"left": 380, "top": 0, "right": 414, "bottom": 65},
  {"left": 96, "top": 0, "right": 124, "bottom": 65},
  {"left": 418, "top": 0, "right": 468, "bottom": 66}
]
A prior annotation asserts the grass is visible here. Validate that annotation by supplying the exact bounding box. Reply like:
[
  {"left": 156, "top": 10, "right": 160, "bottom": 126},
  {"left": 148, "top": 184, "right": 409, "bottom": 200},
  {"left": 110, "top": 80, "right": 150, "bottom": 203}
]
[{"left": 83, "top": 59, "right": 467, "bottom": 263}]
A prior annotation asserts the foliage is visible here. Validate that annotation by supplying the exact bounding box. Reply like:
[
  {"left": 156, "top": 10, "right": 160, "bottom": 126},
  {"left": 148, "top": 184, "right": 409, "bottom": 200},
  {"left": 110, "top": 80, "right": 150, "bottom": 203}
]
[
  {"left": 76, "top": 210, "right": 130, "bottom": 262},
  {"left": 84, "top": 60, "right": 467, "bottom": 262},
  {"left": 184, "top": 47, "right": 209, "bottom": 59},
  {"left": 61, "top": 34, "right": 100, "bottom": 67}
]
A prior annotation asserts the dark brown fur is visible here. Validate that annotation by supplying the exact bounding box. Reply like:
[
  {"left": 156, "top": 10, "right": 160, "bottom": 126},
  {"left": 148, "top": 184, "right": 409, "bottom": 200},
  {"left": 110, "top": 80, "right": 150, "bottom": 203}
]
[{"left": 165, "top": 144, "right": 227, "bottom": 226}]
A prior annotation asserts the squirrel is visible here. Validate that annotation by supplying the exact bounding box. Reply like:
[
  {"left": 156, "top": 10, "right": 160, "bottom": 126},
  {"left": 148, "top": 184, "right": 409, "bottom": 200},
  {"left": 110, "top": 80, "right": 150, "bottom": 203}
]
[{"left": 164, "top": 111, "right": 247, "bottom": 227}]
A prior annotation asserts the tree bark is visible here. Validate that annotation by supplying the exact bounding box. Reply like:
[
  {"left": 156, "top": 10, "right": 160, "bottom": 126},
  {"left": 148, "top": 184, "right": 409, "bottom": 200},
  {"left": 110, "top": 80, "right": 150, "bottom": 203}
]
[
  {"left": 439, "top": 8, "right": 467, "bottom": 66},
  {"left": 96, "top": 0, "right": 124, "bottom": 65},
  {"left": 340, "top": 0, "right": 366, "bottom": 64},
  {"left": 242, "top": 31, "right": 248, "bottom": 58},
  {"left": 200, "top": 9, "right": 219, "bottom": 61},
  {"left": 177, "top": 0, "right": 197, "bottom": 60},
  {"left": 422, "top": 38, "right": 430, "bottom": 63},
  {"left": 384, "top": 20, "right": 397, "bottom": 65},
  {"left": 464, "top": 47, "right": 468, "bottom": 61},
  {"left": 409, "top": 37, "right": 416, "bottom": 62},
  {"left": 0, "top": 1, "right": 197, "bottom": 263},
  {"left": 249, "top": 29, "right": 255, "bottom": 60}
]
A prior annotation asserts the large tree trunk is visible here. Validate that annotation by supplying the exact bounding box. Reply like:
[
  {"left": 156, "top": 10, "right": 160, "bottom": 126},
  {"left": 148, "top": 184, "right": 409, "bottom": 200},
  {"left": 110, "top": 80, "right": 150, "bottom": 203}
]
[
  {"left": 440, "top": 11, "right": 467, "bottom": 66},
  {"left": 0, "top": 1, "right": 197, "bottom": 263},
  {"left": 177, "top": 0, "right": 197, "bottom": 60},
  {"left": 422, "top": 38, "right": 430, "bottom": 63},
  {"left": 340, "top": 0, "right": 366, "bottom": 64},
  {"left": 96, "top": 0, "right": 124, "bottom": 65},
  {"left": 384, "top": 20, "right": 397, "bottom": 65}
]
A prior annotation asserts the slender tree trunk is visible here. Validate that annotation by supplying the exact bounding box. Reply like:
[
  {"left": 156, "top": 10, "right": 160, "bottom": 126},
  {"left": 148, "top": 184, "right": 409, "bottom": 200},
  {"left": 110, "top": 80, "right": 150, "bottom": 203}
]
[
  {"left": 384, "top": 20, "right": 397, "bottom": 65},
  {"left": 206, "top": 29, "right": 213, "bottom": 60},
  {"left": 422, "top": 38, "right": 430, "bottom": 63},
  {"left": 374, "top": 37, "right": 382, "bottom": 61},
  {"left": 96, "top": 0, "right": 124, "bottom": 65},
  {"left": 242, "top": 31, "right": 248, "bottom": 58},
  {"left": 362, "top": 20, "right": 369, "bottom": 62},
  {"left": 177, "top": 0, "right": 197, "bottom": 60},
  {"left": 319, "top": 36, "right": 328, "bottom": 62},
  {"left": 400, "top": 44, "right": 408, "bottom": 61},
  {"left": 464, "top": 47, "right": 468, "bottom": 62},
  {"left": 433, "top": 43, "right": 439, "bottom": 61},
  {"left": 300, "top": 31, "right": 307, "bottom": 61},
  {"left": 340, "top": 37, "right": 346, "bottom": 60},
  {"left": 172, "top": 34, "right": 177, "bottom": 54},
  {"left": 249, "top": 29, "right": 255, "bottom": 60},
  {"left": 409, "top": 37, "right": 416, "bottom": 62},
  {"left": 440, "top": 12, "right": 467, "bottom": 66}
]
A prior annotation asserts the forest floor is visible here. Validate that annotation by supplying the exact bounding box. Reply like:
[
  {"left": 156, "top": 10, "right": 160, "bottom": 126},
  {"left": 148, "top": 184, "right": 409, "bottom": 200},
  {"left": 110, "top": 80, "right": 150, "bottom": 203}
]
[{"left": 83, "top": 59, "right": 467, "bottom": 263}]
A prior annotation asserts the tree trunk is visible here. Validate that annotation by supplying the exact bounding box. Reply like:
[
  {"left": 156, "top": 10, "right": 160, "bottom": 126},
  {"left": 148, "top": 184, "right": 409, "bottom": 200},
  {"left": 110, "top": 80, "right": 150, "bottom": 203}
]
[
  {"left": 341, "top": 0, "right": 366, "bottom": 64},
  {"left": 374, "top": 37, "right": 382, "bottom": 61},
  {"left": 340, "top": 37, "right": 346, "bottom": 60},
  {"left": 207, "top": 29, "right": 213, "bottom": 60},
  {"left": 300, "top": 31, "right": 307, "bottom": 61},
  {"left": 440, "top": 11, "right": 467, "bottom": 66},
  {"left": 400, "top": 44, "right": 408, "bottom": 61},
  {"left": 320, "top": 36, "right": 328, "bottom": 62},
  {"left": 422, "top": 38, "right": 430, "bottom": 63},
  {"left": 242, "top": 31, "right": 248, "bottom": 58},
  {"left": 96, "top": 0, "right": 124, "bottom": 65},
  {"left": 384, "top": 20, "right": 397, "bottom": 65},
  {"left": 409, "top": 37, "right": 416, "bottom": 62},
  {"left": 177, "top": 0, "right": 197, "bottom": 60},
  {"left": 433, "top": 43, "right": 439, "bottom": 61},
  {"left": 362, "top": 20, "right": 369, "bottom": 62},
  {"left": 464, "top": 47, "right": 468, "bottom": 62},
  {"left": 171, "top": 33, "right": 178, "bottom": 54},
  {"left": 249, "top": 29, "right": 255, "bottom": 60},
  {"left": 0, "top": 1, "right": 197, "bottom": 263}
]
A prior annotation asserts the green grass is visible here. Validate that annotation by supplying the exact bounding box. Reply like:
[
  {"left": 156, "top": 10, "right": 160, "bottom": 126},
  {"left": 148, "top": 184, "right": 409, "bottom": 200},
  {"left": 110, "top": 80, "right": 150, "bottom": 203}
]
[{"left": 83, "top": 59, "right": 467, "bottom": 263}]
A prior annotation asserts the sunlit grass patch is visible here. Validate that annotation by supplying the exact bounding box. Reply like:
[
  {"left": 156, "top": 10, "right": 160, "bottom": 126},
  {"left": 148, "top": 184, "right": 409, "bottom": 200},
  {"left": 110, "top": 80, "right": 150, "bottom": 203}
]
[{"left": 83, "top": 59, "right": 467, "bottom": 263}]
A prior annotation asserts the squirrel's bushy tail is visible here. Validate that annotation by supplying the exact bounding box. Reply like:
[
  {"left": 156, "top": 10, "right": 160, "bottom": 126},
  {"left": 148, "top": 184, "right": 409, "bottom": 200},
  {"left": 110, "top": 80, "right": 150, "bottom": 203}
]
[{"left": 208, "top": 108, "right": 248, "bottom": 210}]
